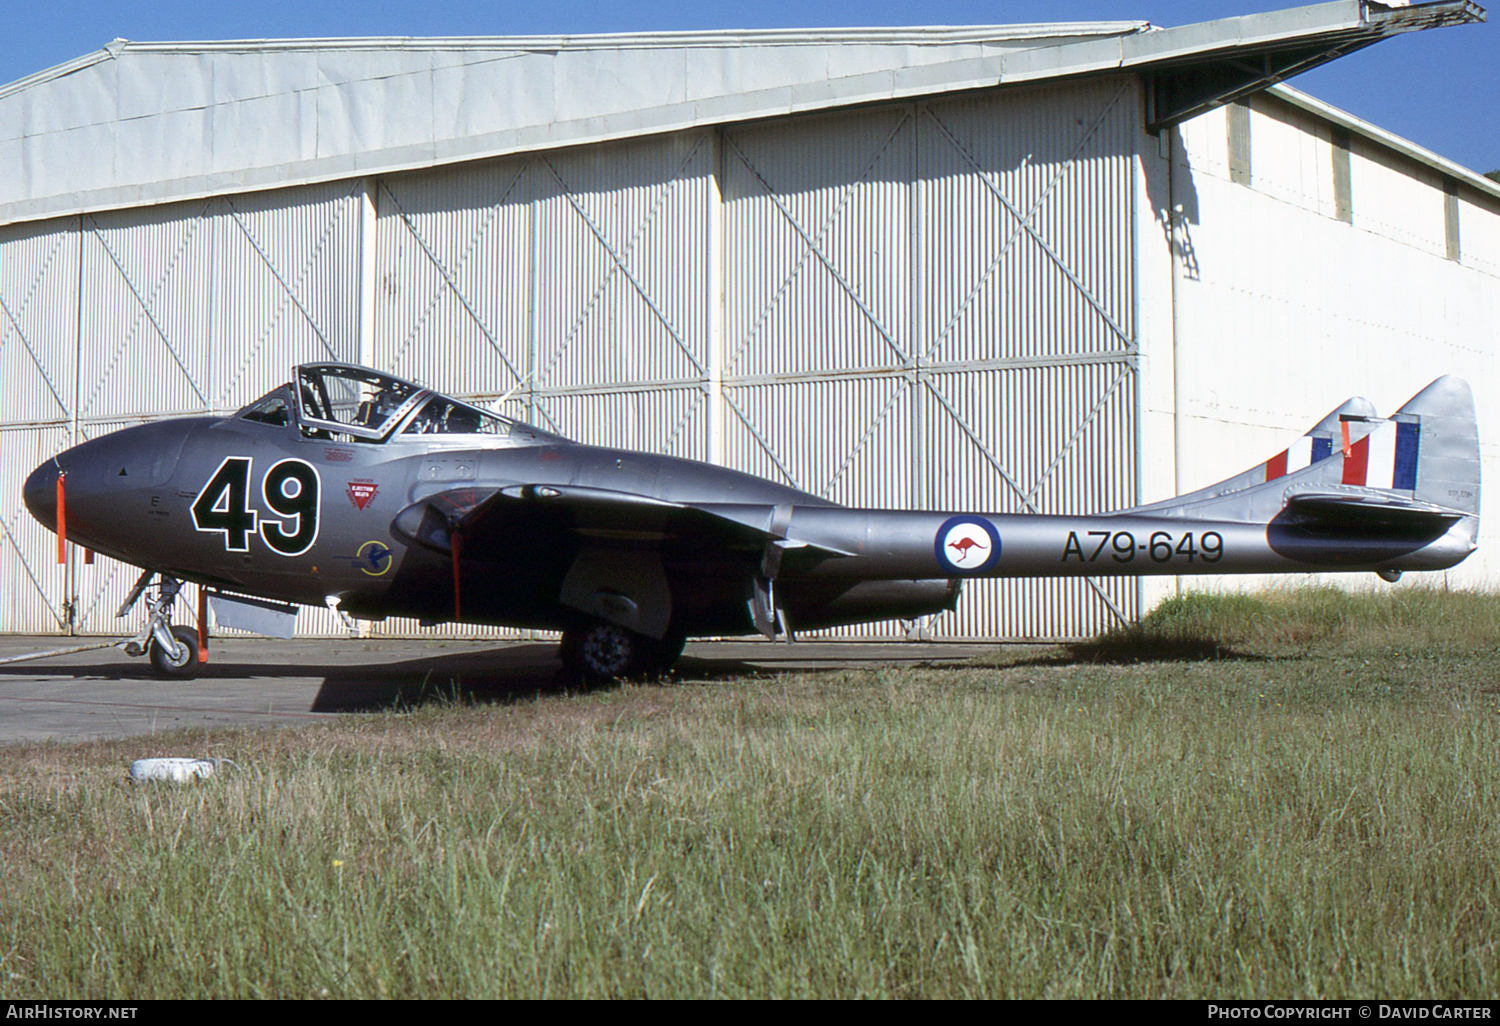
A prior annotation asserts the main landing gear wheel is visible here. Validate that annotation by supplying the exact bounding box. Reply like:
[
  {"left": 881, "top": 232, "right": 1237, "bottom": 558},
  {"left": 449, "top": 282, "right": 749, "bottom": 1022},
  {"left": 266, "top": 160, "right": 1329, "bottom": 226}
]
[
  {"left": 650, "top": 633, "right": 686, "bottom": 671},
  {"left": 559, "top": 623, "right": 686, "bottom": 681},
  {"left": 149, "top": 626, "right": 201, "bottom": 679}
]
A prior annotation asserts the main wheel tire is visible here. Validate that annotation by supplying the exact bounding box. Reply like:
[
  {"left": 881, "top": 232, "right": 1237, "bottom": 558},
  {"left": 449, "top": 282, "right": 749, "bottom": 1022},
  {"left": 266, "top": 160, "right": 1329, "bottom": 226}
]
[
  {"left": 558, "top": 622, "right": 648, "bottom": 680},
  {"left": 578, "top": 623, "right": 640, "bottom": 679},
  {"left": 646, "top": 633, "right": 687, "bottom": 673},
  {"left": 149, "top": 626, "right": 201, "bottom": 679},
  {"left": 558, "top": 624, "right": 688, "bottom": 681}
]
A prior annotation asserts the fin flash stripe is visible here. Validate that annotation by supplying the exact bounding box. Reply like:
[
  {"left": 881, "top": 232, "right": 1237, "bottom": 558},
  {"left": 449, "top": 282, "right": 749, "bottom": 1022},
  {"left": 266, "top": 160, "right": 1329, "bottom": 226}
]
[{"left": 1342, "top": 420, "right": 1420, "bottom": 490}]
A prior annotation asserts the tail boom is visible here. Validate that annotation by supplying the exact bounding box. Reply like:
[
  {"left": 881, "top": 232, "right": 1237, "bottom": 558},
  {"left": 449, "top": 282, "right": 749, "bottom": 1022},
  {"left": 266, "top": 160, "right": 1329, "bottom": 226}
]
[{"left": 774, "top": 507, "right": 1475, "bottom": 583}]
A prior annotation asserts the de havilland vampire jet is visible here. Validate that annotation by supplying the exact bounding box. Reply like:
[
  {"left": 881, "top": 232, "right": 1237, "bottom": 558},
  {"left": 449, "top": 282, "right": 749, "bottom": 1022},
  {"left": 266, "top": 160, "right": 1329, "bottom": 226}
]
[{"left": 20, "top": 363, "right": 1481, "bottom": 679}]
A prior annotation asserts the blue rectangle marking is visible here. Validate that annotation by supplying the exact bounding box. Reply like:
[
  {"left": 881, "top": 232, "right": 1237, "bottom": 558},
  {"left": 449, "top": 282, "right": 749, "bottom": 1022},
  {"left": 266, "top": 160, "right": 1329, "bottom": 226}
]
[
  {"left": 1311, "top": 436, "right": 1332, "bottom": 464},
  {"left": 1393, "top": 421, "right": 1420, "bottom": 491}
]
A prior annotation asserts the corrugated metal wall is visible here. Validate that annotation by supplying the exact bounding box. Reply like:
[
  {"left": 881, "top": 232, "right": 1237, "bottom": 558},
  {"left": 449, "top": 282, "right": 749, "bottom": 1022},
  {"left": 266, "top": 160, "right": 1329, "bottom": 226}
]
[
  {"left": 1170, "top": 93, "right": 1500, "bottom": 593},
  {"left": 1, "top": 76, "right": 1142, "bottom": 640},
  {"left": 0, "top": 182, "right": 363, "bottom": 636},
  {"left": 721, "top": 78, "right": 1140, "bottom": 637}
]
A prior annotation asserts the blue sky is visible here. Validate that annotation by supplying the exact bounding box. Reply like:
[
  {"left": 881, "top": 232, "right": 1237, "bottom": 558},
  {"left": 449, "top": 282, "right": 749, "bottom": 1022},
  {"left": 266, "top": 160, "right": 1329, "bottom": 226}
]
[{"left": 5, "top": 1, "right": 1496, "bottom": 173}]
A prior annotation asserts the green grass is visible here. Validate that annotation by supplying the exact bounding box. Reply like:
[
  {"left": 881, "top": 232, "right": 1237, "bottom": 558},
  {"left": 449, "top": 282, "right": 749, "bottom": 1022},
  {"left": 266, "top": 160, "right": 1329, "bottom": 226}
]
[{"left": 3, "top": 587, "right": 1500, "bottom": 998}]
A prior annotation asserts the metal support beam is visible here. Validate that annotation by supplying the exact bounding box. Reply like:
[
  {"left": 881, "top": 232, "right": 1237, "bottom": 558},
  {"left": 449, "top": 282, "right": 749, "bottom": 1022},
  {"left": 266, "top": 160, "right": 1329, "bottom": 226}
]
[{"left": 1144, "top": 1, "right": 1486, "bottom": 133}]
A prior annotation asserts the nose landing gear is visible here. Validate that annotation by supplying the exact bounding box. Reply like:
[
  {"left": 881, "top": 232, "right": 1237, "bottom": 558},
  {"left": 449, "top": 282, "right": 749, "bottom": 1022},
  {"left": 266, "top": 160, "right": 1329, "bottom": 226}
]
[{"left": 119, "top": 572, "right": 202, "bottom": 678}]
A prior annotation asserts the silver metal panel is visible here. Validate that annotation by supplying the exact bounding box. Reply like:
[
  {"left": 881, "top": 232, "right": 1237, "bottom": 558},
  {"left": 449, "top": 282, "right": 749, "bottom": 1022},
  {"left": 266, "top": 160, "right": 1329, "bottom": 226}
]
[
  {"left": 373, "top": 159, "right": 535, "bottom": 399},
  {"left": 64, "top": 182, "right": 363, "bottom": 426},
  {"left": 918, "top": 79, "right": 1138, "bottom": 368},
  {"left": 536, "top": 386, "right": 707, "bottom": 461},
  {"left": 722, "top": 80, "right": 1139, "bottom": 638},
  {"left": 531, "top": 134, "right": 712, "bottom": 393},
  {"left": 921, "top": 363, "right": 1138, "bottom": 516},
  {"left": 956, "top": 575, "right": 1138, "bottom": 639},
  {"left": 210, "top": 183, "right": 364, "bottom": 410},
  {"left": 374, "top": 132, "right": 713, "bottom": 433},
  {"left": 723, "top": 108, "right": 914, "bottom": 378},
  {"left": 723, "top": 377, "right": 914, "bottom": 509},
  {"left": 78, "top": 203, "right": 214, "bottom": 421},
  {"left": 921, "top": 364, "right": 1139, "bottom": 637}
]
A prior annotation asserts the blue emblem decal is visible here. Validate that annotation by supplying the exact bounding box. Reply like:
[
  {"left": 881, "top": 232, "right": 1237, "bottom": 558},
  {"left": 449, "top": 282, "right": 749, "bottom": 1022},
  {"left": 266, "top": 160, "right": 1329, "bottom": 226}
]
[
  {"left": 934, "top": 516, "right": 1001, "bottom": 573},
  {"left": 355, "top": 540, "right": 394, "bottom": 576}
]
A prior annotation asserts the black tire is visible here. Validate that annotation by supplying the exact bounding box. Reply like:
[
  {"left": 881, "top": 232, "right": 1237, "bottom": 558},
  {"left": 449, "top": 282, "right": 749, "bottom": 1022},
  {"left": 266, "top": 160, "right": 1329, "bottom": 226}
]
[
  {"left": 646, "top": 633, "right": 687, "bottom": 673},
  {"left": 558, "top": 624, "right": 687, "bottom": 681},
  {"left": 149, "top": 626, "right": 201, "bottom": 678},
  {"left": 559, "top": 622, "right": 646, "bottom": 680}
]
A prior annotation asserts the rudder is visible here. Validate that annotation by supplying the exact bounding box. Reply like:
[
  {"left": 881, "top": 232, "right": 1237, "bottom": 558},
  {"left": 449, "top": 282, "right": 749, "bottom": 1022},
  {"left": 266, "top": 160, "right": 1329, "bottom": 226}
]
[{"left": 1387, "top": 375, "right": 1480, "bottom": 515}]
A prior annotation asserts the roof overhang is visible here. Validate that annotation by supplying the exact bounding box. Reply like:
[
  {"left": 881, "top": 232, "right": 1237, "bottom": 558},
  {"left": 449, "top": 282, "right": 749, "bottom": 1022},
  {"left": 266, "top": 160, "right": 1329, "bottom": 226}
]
[
  {"left": 0, "top": 1, "right": 1486, "bottom": 227},
  {"left": 1138, "top": 0, "right": 1486, "bottom": 132}
]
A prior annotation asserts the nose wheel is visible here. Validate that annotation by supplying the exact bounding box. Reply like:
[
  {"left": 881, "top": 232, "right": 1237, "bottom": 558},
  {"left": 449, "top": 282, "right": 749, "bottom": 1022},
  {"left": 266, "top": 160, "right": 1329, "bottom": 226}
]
[
  {"left": 149, "top": 626, "right": 202, "bottom": 678},
  {"left": 119, "top": 573, "right": 203, "bottom": 678}
]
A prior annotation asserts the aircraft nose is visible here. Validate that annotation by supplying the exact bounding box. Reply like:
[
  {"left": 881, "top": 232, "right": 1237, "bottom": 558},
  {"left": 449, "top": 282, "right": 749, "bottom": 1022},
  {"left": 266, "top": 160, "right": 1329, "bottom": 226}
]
[{"left": 23, "top": 460, "right": 60, "bottom": 532}]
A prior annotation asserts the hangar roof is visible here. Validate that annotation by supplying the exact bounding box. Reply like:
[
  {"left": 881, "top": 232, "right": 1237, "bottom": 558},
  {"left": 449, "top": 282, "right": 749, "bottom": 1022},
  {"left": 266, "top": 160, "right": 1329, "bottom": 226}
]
[{"left": 0, "top": 0, "right": 1485, "bottom": 226}]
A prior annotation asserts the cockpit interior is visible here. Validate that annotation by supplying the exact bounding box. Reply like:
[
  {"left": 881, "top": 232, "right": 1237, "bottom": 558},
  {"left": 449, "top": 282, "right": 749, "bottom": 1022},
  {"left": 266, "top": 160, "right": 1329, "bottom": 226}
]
[{"left": 237, "top": 363, "right": 558, "bottom": 446}]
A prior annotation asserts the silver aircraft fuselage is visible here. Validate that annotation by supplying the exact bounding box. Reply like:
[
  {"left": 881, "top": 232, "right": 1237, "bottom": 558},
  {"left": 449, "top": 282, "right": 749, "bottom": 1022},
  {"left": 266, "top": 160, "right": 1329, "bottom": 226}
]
[{"left": 20, "top": 363, "right": 1481, "bottom": 677}]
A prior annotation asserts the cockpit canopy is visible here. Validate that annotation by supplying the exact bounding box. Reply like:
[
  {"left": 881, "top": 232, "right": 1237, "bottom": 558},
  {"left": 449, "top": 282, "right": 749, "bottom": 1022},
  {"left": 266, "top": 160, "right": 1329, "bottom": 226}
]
[{"left": 237, "top": 363, "right": 558, "bottom": 446}]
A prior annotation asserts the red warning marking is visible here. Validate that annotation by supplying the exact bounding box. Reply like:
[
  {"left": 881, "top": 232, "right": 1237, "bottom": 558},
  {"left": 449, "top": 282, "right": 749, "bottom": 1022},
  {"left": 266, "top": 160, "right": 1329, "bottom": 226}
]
[{"left": 347, "top": 480, "right": 379, "bottom": 510}]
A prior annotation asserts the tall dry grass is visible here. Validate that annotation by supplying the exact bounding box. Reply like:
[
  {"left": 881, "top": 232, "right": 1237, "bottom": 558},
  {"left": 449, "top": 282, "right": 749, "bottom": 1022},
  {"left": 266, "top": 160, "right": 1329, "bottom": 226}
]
[{"left": 2, "top": 588, "right": 1499, "bottom": 998}]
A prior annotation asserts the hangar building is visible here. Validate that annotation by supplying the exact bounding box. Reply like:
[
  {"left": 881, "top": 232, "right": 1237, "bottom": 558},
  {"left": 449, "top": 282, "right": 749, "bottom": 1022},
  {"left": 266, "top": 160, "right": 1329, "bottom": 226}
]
[{"left": 0, "top": 0, "right": 1495, "bottom": 640}]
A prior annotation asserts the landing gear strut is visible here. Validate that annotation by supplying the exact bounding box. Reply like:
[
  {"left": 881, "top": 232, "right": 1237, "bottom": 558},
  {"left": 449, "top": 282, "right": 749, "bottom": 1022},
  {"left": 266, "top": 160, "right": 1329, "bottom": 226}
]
[
  {"left": 119, "top": 573, "right": 201, "bottom": 678},
  {"left": 558, "top": 621, "right": 686, "bottom": 681}
]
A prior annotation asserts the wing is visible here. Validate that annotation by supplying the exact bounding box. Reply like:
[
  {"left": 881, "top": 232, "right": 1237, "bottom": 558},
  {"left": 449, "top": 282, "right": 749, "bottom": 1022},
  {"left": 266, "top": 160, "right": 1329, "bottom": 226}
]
[{"left": 390, "top": 484, "right": 848, "bottom": 638}]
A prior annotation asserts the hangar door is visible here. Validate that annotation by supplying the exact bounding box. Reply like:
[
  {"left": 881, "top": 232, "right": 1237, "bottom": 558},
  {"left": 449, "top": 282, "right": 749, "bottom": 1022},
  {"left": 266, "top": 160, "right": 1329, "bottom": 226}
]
[
  {"left": 722, "top": 77, "right": 1140, "bottom": 638},
  {"left": 0, "top": 183, "right": 363, "bottom": 635},
  {"left": 368, "top": 74, "right": 1140, "bottom": 639},
  {"left": 2, "top": 77, "right": 1137, "bottom": 641}
]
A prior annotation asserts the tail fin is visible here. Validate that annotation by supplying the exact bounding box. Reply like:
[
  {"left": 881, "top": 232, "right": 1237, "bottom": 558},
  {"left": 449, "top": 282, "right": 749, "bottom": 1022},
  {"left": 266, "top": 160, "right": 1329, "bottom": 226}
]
[
  {"left": 1385, "top": 374, "right": 1480, "bottom": 516},
  {"left": 1133, "top": 377, "right": 1480, "bottom": 529}
]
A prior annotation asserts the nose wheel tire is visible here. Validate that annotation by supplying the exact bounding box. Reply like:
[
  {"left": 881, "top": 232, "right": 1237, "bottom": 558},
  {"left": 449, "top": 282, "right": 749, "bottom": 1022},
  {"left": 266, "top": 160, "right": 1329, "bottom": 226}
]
[{"left": 149, "top": 626, "right": 201, "bottom": 678}]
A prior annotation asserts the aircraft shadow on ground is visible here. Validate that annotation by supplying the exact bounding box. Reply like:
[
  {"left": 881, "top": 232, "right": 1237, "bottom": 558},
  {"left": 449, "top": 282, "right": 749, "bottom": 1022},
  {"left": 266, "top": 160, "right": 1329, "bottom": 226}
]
[
  {"left": 293, "top": 649, "right": 1009, "bottom": 712},
  {"left": 1018, "top": 637, "right": 1273, "bottom": 667},
  {"left": 0, "top": 639, "right": 1273, "bottom": 715},
  {"left": 0, "top": 645, "right": 787, "bottom": 712}
]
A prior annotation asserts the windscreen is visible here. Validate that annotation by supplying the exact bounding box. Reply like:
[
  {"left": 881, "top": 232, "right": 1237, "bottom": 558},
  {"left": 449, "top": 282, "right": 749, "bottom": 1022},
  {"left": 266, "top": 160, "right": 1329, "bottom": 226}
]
[{"left": 296, "top": 365, "right": 424, "bottom": 441}]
